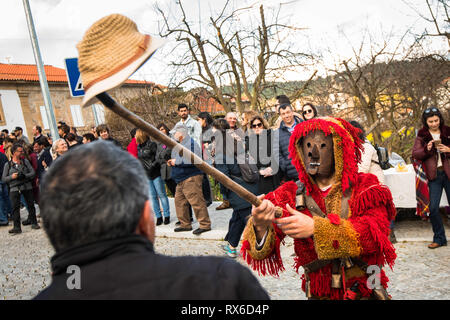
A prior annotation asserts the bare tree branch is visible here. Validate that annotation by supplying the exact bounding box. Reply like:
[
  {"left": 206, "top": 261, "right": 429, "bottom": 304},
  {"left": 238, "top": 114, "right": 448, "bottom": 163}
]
[{"left": 156, "top": 1, "right": 312, "bottom": 113}]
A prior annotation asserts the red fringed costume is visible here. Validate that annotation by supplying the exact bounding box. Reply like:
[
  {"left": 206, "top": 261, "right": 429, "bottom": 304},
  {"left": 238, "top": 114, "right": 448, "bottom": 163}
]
[{"left": 241, "top": 117, "right": 397, "bottom": 300}]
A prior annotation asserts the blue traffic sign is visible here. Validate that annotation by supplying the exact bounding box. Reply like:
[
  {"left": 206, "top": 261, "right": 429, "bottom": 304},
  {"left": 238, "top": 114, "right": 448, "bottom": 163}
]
[{"left": 64, "top": 57, "right": 84, "bottom": 97}]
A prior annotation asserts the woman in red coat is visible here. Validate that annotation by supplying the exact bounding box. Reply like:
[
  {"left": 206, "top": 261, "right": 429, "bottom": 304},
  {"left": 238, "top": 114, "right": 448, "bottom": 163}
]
[
  {"left": 412, "top": 107, "right": 450, "bottom": 249},
  {"left": 127, "top": 128, "right": 138, "bottom": 158}
]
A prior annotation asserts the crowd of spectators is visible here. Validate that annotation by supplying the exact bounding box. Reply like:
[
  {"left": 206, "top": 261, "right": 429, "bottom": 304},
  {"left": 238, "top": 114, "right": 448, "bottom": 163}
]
[
  {"left": 0, "top": 100, "right": 347, "bottom": 244},
  {"left": 117, "top": 100, "right": 324, "bottom": 254},
  {"left": 0, "top": 122, "right": 117, "bottom": 233},
  {"left": 3, "top": 99, "right": 445, "bottom": 253}
]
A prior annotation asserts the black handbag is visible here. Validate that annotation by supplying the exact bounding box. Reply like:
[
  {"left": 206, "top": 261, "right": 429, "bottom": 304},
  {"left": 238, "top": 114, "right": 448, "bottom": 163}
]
[{"left": 236, "top": 152, "right": 259, "bottom": 184}]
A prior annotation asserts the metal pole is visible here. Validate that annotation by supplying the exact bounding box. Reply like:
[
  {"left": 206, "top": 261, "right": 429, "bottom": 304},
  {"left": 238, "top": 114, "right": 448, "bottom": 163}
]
[{"left": 22, "top": 0, "right": 59, "bottom": 140}]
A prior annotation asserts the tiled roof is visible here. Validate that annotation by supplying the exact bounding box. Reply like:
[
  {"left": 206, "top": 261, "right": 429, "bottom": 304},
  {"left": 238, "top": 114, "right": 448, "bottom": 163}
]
[
  {"left": 0, "top": 63, "right": 153, "bottom": 85},
  {"left": 0, "top": 63, "right": 66, "bottom": 82}
]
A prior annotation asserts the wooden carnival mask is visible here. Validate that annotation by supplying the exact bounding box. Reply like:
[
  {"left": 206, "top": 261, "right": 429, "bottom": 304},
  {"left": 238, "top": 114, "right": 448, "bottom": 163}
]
[{"left": 300, "top": 130, "right": 335, "bottom": 179}]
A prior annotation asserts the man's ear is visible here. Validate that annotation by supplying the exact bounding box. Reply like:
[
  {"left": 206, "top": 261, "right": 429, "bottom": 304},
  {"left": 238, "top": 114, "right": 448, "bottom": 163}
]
[{"left": 136, "top": 200, "right": 155, "bottom": 243}]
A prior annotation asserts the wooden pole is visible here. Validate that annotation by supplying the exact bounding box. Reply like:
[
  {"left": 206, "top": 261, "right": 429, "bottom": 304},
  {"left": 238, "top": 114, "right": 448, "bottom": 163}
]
[{"left": 96, "top": 92, "right": 266, "bottom": 210}]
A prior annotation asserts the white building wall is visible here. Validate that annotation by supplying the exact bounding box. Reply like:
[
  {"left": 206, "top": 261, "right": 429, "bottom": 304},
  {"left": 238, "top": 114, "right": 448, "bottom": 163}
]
[{"left": 0, "top": 89, "right": 29, "bottom": 138}]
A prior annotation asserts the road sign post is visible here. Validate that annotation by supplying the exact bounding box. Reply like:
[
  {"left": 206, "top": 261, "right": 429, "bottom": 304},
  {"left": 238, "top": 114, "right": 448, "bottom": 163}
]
[
  {"left": 65, "top": 58, "right": 104, "bottom": 127},
  {"left": 64, "top": 58, "right": 85, "bottom": 97}
]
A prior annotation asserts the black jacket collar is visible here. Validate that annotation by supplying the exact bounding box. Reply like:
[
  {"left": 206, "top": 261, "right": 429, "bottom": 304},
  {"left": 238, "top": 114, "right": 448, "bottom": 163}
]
[{"left": 50, "top": 234, "right": 154, "bottom": 275}]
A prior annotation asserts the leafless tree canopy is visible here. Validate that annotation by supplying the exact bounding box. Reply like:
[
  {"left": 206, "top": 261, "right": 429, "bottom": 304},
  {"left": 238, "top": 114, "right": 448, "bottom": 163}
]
[
  {"left": 403, "top": 0, "right": 450, "bottom": 47},
  {"left": 156, "top": 0, "right": 313, "bottom": 113},
  {"left": 321, "top": 32, "right": 449, "bottom": 160},
  {"left": 104, "top": 0, "right": 448, "bottom": 163}
]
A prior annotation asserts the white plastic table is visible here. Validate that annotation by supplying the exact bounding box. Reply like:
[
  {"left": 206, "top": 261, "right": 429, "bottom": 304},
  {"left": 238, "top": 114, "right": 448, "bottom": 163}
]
[{"left": 383, "top": 164, "right": 448, "bottom": 208}]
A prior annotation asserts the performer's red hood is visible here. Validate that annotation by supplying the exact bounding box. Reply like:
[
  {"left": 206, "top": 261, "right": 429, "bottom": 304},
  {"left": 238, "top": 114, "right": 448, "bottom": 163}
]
[{"left": 288, "top": 117, "right": 364, "bottom": 197}]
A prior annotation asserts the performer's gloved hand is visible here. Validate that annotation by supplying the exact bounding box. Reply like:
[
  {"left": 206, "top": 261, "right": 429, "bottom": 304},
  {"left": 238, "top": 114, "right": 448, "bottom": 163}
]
[
  {"left": 251, "top": 194, "right": 276, "bottom": 239},
  {"left": 275, "top": 204, "right": 314, "bottom": 239}
]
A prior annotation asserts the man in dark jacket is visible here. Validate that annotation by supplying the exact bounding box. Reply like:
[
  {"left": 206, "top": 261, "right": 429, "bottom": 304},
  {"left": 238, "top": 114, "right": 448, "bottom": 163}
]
[
  {"left": 70, "top": 127, "right": 83, "bottom": 144},
  {"left": 57, "top": 123, "right": 70, "bottom": 142},
  {"left": 32, "top": 125, "right": 43, "bottom": 143},
  {"left": 34, "top": 141, "right": 269, "bottom": 300},
  {"left": 35, "top": 137, "right": 53, "bottom": 184},
  {"left": 277, "top": 103, "right": 303, "bottom": 182},
  {"left": 2, "top": 143, "right": 39, "bottom": 233},
  {"left": 14, "top": 126, "right": 30, "bottom": 145},
  {"left": 169, "top": 124, "right": 212, "bottom": 235}
]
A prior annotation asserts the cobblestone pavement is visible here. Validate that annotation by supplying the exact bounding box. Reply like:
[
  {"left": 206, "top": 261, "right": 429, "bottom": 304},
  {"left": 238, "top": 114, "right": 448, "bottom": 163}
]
[
  {"left": 1, "top": 226, "right": 449, "bottom": 300},
  {"left": 1, "top": 202, "right": 449, "bottom": 300}
]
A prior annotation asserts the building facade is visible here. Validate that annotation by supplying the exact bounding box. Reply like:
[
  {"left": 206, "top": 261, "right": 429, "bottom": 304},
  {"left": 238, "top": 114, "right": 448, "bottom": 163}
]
[{"left": 0, "top": 63, "right": 154, "bottom": 139}]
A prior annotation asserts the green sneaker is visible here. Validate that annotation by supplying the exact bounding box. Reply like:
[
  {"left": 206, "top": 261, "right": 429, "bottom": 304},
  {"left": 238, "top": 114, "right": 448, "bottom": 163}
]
[{"left": 221, "top": 244, "right": 237, "bottom": 258}]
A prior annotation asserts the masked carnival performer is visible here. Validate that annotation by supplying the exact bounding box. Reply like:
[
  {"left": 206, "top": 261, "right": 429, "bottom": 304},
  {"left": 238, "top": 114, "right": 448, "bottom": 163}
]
[{"left": 241, "top": 117, "right": 397, "bottom": 300}]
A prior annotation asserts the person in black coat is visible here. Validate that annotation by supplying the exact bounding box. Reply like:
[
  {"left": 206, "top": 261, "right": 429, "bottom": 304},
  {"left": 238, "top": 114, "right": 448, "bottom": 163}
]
[
  {"left": 35, "top": 137, "right": 53, "bottom": 184},
  {"left": 2, "top": 143, "right": 39, "bottom": 233},
  {"left": 65, "top": 133, "right": 83, "bottom": 149},
  {"left": 277, "top": 104, "right": 303, "bottom": 182},
  {"left": 197, "top": 112, "right": 214, "bottom": 207},
  {"left": 70, "top": 127, "right": 84, "bottom": 144},
  {"left": 136, "top": 129, "right": 171, "bottom": 226},
  {"left": 246, "top": 114, "right": 281, "bottom": 195},
  {"left": 213, "top": 119, "right": 258, "bottom": 259},
  {"left": 0, "top": 150, "right": 9, "bottom": 226},
  {"left": 156, "top": 123, "right": 176, "bottom": 194},
  {"left": 34, "top": 141, "right": 269, "bottom": 300}
]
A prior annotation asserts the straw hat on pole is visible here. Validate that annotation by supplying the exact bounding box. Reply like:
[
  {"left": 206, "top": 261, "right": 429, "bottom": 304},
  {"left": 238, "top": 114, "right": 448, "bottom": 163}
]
[{"left": 77, "top": 13, "right": 165, "bottom": 107}]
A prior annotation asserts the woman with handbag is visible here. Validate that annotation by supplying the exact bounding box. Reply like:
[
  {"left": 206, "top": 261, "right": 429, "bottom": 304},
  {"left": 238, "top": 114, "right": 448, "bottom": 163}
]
[
  {"left": 213, "top": 119, "right": 258, "bottom": 258},
  {"left": 246, "top": 115, "right": 281, "bottom": 195},
  {"left": 412, "top": 107, "right": 450, "bottom": 249},
  {"left": 197, "top": 112, "right": 214, "bottom": 207},
  {"left": 136, "top": 129, "right": 171, "bottom": 226}
]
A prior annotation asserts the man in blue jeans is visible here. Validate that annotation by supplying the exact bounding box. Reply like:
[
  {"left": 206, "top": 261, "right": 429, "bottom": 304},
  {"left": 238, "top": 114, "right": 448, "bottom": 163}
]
[{"left": 0, "top": 151, "right": 10, "bottom": 226}]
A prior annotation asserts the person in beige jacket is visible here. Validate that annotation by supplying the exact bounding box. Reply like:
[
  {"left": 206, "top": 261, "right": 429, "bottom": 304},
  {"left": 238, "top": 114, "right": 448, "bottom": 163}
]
[{"left": 350, "top": 121, "right": 386, "bottom": 185}]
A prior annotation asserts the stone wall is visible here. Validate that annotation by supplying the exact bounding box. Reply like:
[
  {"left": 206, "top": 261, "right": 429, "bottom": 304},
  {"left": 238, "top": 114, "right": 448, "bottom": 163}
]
[{"left": 0, "top": 81, "right": 150, "bottom": 139}]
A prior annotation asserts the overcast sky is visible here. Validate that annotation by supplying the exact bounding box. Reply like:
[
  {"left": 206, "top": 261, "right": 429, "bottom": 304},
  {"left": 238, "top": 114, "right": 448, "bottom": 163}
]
[{"left": 0, "top": 0, "right": 447, "bottom": 86}]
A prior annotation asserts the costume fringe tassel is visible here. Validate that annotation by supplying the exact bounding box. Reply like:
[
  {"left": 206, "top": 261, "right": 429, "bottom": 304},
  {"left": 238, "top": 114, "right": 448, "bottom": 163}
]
[{"left": 241, "top": 238, "right": 285, "bottom": 277}]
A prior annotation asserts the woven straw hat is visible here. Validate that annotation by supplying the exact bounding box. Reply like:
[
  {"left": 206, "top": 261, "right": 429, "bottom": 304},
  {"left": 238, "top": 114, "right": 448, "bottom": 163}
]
[{"left": 77, "top": 14, "right": 165, "bottom": 107}]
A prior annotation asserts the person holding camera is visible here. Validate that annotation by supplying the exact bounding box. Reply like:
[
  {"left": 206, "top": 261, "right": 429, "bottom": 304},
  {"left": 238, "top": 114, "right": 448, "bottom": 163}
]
[
  {"left": 412, "top": 107, "right": 450, "bottom": 249},
  {"left": 2, "top": 143, "right": 40, "bottom": 234}
]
